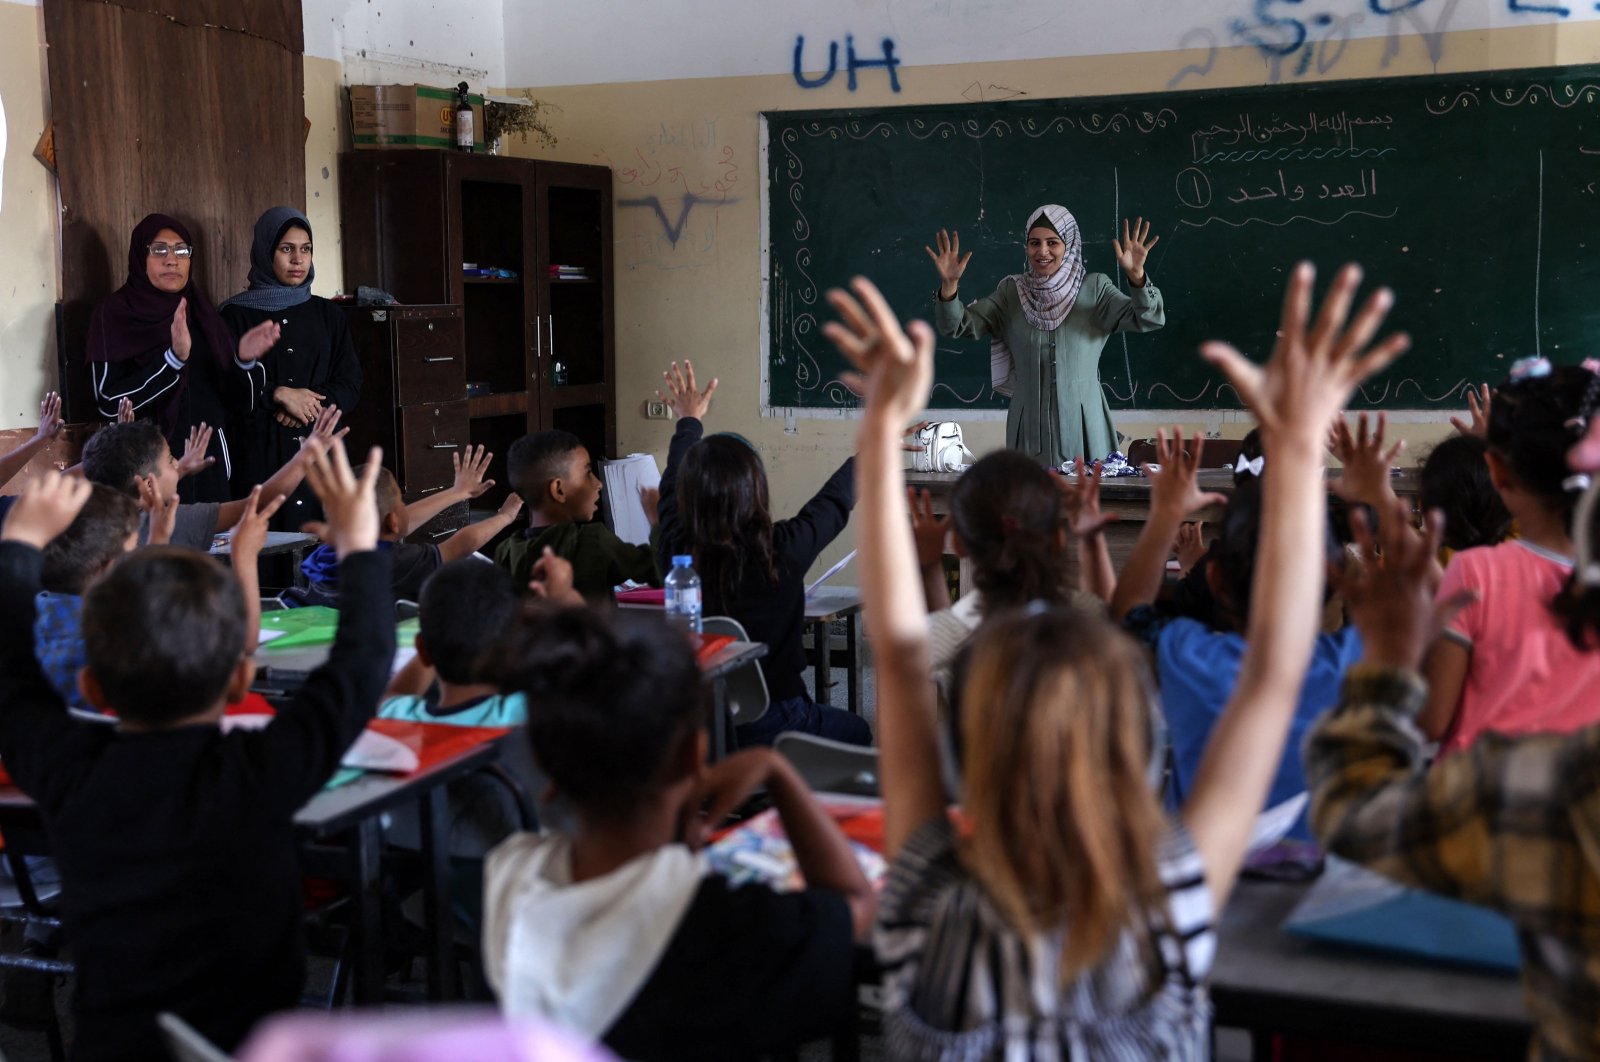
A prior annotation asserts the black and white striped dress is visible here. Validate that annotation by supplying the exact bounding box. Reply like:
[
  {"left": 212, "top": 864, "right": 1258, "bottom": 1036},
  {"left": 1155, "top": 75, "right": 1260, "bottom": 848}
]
[{"left": 874, "top": 817, "right": 1214, "bottom": 1061}]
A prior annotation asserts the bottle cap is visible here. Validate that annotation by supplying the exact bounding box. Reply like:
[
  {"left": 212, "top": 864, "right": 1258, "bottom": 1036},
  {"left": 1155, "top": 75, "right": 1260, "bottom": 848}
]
[{"left": 672, "top": 555, "right": 693, "bottom": 567}]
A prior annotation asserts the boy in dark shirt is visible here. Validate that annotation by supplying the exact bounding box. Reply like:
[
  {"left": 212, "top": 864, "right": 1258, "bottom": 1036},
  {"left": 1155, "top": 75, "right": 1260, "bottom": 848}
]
[
  {"left": 493, "top": 430, "right": 659, "bottom": 599},
  {"left": 300, "top": 448, "right": 522, "bottom": 603},
  {"left": 0, "top": 441, "right": 393, "bottom": 1061}
]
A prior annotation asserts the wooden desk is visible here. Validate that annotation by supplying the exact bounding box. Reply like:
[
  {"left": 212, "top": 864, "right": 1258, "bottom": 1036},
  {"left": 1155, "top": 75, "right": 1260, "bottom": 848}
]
[
  {"left": 805, "top": 588, "right": 865, "bottom": 716},
  {"left": 1212, "top": 878, "right": 1529, "bottom": 1057}
]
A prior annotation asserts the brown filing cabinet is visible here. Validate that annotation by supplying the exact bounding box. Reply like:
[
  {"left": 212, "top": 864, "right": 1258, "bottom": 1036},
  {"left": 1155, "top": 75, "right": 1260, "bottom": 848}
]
[{"left": 343, "top": 304, "right": 470, "bottom": 541}]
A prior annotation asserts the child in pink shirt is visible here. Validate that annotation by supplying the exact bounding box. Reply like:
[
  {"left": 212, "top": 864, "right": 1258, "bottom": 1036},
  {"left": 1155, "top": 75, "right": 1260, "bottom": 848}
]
[{"left": 1424, "top": 362, "right": 1600, "bottom": 753}]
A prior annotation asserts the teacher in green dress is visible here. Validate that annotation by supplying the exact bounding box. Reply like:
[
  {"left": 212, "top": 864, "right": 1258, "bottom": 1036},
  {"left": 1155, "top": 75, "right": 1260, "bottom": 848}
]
[{"left": 929, "top": 204, "right": 1164, "bottom": 468}]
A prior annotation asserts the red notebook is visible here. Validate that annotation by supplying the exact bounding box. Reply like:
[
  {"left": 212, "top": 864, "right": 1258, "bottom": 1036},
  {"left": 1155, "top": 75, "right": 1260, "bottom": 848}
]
[{"left": 615, "top": 587, "right": 666, "bottom": 605}]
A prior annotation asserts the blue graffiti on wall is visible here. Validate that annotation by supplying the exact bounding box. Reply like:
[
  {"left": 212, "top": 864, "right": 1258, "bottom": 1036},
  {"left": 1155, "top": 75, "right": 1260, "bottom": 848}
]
[
  {"left": 1217, "top": 0, "right": 1583, "bottom": 82},
  {"left": 793, "top": 35, "right": 902, "bottom": 92}
]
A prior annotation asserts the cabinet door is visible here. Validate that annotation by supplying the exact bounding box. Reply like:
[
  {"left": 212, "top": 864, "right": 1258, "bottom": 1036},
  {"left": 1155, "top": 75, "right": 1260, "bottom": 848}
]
[
  {"left": 445, "top": 155, "right": 541, "bottom": 431},
  {"left": 534, "top": 162, "right": 615, "bottom": 460},
  {"left": 398, "top": 400, "right": 470, "bottom": 493}
]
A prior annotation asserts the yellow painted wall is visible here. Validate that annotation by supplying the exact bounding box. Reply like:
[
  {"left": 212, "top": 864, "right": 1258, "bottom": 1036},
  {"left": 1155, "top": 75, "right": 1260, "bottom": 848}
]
[
  {"left": 0, "top": 1, "right": 57, "bottom": 430},
  {"left": 497, "top": 19, "right": 1600, "bottom": 567}
]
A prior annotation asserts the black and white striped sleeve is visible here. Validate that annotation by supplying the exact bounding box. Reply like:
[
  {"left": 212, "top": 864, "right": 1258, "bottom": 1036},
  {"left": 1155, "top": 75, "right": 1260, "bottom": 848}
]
[{"left": 91, "top": 350, "right": 183, "bottom": 419}]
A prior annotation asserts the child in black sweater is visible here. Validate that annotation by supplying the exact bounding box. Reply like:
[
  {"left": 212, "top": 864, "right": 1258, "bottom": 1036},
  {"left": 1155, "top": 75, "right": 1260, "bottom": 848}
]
[
  {"left": 0, "top": 440, "right": 393, "bottom": 1061},
  {"left": 654, "top": 360, "right": 870, "bottom": 747}
]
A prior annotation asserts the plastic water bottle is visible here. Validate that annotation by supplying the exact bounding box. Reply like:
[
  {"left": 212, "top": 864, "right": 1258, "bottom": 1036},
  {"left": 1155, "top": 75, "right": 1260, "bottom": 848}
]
[{"left": 663, "top": 555, "right": 703, "bottom": 636}]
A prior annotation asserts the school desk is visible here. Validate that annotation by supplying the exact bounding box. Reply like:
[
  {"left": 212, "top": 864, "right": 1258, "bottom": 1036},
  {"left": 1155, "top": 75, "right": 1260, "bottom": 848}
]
[
  {"left": 700, "top": 640, "right": 769, "bottom": 760},
  {"left": 295, "top": 723, "right": 509, "bottom": 1005},
  {"left": 0, "top": 723, "right": 509, "bottom": 1010},
  {"left": 1211, "top": 877, "right": 1530, "bottom": 1057},
  {"left": 209, "top": 530, "right": 319, "bottom": 589},
  {"left": 907, "top": 468, "right": 1423, "bottom": 593},
  {"left": 804, "top": 587, "right": 865, "bottom": 717},
  {"left": 618, "top": 588, "right": 862, "bottom": 716}
]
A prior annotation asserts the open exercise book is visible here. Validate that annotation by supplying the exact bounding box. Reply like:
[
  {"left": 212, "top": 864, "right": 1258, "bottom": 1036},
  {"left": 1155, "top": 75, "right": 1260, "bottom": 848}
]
[{"left": 599, "top": 453, "right": 661, "bottom": 547}]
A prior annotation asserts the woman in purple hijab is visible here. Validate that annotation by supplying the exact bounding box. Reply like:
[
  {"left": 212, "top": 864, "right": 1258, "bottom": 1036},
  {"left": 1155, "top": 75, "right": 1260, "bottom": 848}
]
[{"left": 85, "top": 213, "right": 279, "bottom": 502}]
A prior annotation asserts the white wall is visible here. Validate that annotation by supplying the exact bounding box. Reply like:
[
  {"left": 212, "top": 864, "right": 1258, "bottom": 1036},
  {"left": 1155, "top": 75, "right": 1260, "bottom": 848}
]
[
  {"left": 504, "top": 0, "right": 1600, "bottom": 88},
  {"left": 303, "top": 0, "right": 506, "bottom": 89}
]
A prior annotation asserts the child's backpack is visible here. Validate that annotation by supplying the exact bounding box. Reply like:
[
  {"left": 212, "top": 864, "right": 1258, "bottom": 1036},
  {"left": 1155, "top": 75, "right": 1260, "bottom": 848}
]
[{"left": 912, "top": 422, "right": 975, "bottom": 474}]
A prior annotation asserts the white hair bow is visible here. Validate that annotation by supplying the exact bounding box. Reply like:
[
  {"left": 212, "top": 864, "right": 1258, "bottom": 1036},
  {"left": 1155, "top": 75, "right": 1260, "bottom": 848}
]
[{"left": 1234, "top": 454, "right": 1264, "bottom": 477}]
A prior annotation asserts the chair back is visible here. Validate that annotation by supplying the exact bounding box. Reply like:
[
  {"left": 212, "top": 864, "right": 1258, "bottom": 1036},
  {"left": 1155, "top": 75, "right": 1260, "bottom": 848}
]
[
  {"left": 158, "top": 1012, "right": 234, "bottom": 1062},
  {"left": 701, "top": 615, "right": 770, "bottom": 726},
  {"left": 774, "top": 732, "right": 879, "bottom": 797}
]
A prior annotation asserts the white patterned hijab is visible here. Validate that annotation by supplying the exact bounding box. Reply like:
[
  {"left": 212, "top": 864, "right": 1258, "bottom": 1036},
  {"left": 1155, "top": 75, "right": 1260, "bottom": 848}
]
[
  {"left": 1013, "top": 204, "right": 1087, "bottom": 329},
  {"left": 987, "top": 204, "right": 1086, "bottom": 397}
]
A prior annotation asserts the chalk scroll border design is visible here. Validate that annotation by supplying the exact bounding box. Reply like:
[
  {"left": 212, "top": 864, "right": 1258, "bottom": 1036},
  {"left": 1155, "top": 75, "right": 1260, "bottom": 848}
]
[{"left": 772, "top": 110, "right": 1176, "bottom": 408}]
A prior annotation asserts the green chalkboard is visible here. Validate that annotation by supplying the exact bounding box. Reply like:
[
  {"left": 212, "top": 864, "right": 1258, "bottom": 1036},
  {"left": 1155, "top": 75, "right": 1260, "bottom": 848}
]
[{"left": 765, "top": 66, "right": 1600, "bottom": 411}]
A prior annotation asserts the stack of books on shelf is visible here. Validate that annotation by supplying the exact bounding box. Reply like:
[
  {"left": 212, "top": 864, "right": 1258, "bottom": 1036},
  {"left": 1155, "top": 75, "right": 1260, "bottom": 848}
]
[{"left": 548, "top": 264, "right": 588, "bottom": 280}]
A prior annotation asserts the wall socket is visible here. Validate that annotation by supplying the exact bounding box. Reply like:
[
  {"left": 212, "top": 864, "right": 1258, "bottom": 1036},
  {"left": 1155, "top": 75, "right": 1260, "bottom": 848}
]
[{"left": 644, "top": 400, "right": 672, "bottom": 420}]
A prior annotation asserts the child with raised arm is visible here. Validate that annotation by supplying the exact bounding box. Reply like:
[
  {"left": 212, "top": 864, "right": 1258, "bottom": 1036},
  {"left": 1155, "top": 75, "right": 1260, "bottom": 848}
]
[
  {"left": 79, "top": 406, "right": 343, "bottom": 549},
  {"left": 1110, "top": 425, "right": 1362, "bottom": 845},
  {"left": 1419, "top": 363, "right": 1600, "bottom": 752},
  {"left": 833, "top": 264, "right": 1405, "bottom": 1056},
  {"left": 0, "top": 440, "right": 394, "bottom": 1060},
  {"left": 299, "top": 447, "right": 521, "bottom": 603},
  {"left": 654, "top": 360, "right": 870, "bottom": 747},
  {"left": 480, "top": 605, "right": 875, "bottom": 1061},
  {"left": 909, "top": 452, "right": 1115, "bottom": 682},
  {"left": 1307, "top": 490, "right": 1600, "bottom": 1060},
  {"left": 494, "top": 430, "right": 660, "bottom": 599}
]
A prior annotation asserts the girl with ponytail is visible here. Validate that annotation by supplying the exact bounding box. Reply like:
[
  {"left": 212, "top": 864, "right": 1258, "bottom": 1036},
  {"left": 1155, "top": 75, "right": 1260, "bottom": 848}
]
[{"left": 1421, "top": 361, "right": 1600, "bottom": 752}]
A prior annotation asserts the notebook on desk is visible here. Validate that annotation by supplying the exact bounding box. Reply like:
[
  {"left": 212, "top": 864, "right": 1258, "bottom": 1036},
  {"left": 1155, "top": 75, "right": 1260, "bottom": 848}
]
[{"left": 1285, "top": 857, "right": 1520, "bottom": 972}]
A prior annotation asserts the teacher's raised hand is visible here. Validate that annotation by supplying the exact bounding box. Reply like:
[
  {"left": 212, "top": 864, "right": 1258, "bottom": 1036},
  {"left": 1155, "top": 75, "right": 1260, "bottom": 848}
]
[
  {"left": 170, "top": 298, "right": 192, "bottom": 362},
  {"left": 925, "top": 229, "right": 972, "bottom": 302},
  {"left": 237, "top": 319, "right": 283, "bottom": 365},
  {"left": 1112, "top": 217, "right": 1160, "bottom": 287}
]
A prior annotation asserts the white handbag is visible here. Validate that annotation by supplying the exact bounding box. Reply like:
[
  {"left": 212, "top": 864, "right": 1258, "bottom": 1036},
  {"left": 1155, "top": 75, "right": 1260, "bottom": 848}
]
[{"left": 912, "top": 422, "right": 975, "bottom": 473}]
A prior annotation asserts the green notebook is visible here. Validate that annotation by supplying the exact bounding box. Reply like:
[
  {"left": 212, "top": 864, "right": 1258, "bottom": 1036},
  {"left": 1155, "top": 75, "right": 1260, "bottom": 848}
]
[
  {"left": 259, "top": 607, "right": 342, "bottom": 651},
  {"left": 259, "top": 608, "right": 420, "bottom": 651}
]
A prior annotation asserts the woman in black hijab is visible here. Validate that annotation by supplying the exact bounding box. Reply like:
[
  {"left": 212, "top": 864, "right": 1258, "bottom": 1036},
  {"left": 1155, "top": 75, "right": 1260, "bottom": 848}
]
[
  {"left": 222, "top": 206, "right": 362, "bottom": 528},
  {"left": 86, "top": 213, "right": 279, "bottom": 502}
]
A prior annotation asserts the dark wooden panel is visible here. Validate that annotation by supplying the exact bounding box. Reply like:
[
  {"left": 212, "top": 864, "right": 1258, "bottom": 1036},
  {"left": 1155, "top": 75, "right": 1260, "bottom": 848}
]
[
  {"left": 393, "top": 315, "right": 467, "bottom": 405},
  {"left": 398, "top": 400, "right": 469, "bottom": 494},
  {"left": 45, "top": 0, "right": 305, "bottom": 421},
  {"left": 100, "top": 0, "right": 301, "bottom": 52}
]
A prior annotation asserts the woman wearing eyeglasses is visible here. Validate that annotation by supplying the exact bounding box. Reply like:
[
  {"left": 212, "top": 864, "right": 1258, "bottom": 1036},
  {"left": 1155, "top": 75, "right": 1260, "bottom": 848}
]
[
  {"left": 220, "top": 206, "right": 362, "bottom": 526},
  {"left": 86, "top": 213, "right": 279, "bottom": 502}
]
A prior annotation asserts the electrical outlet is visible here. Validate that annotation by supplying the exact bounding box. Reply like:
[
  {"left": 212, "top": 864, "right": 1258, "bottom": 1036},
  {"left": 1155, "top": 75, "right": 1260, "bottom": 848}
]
[{"left": 645, "top": 400, "right": 671, "bottom": 420}]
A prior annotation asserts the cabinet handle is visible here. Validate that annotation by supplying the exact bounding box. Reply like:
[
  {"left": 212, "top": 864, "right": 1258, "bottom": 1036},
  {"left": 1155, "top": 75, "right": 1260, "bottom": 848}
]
[
  {"left": 429, "top": 443, "right": 459, "bottom": 450},
  {"left": 428, "top": 528, "right": 455, "bottom": 540},
  {"left": 415, "top": 485, "right": 445, "bottom": 495},
  {"left": 423, "top": 356, "right": 456, "bottom": 363},
  {"left": 548, "top": 314, "right": 555, "bottom": 358}
]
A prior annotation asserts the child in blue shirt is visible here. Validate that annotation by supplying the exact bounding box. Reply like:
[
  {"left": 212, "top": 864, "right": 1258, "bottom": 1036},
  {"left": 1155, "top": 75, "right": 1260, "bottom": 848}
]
[
  {"left": 380, "top": 558, "right": 528, "bottom": 727},
  {"left": 301, "top": 453, "right": 521, "bottom": 604},
  {"left": 35, "top": 485, "right": 142, "bottom": 714},
  {"left": 1112, "top": 429, "right": 1361, "bottom": 846}
]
